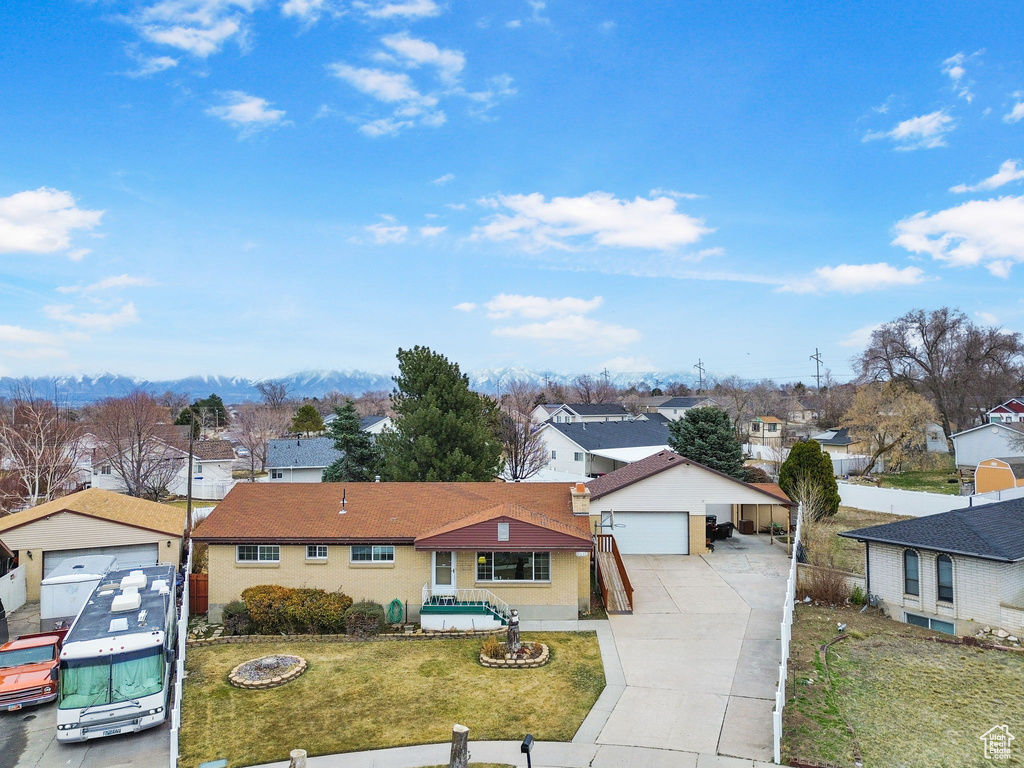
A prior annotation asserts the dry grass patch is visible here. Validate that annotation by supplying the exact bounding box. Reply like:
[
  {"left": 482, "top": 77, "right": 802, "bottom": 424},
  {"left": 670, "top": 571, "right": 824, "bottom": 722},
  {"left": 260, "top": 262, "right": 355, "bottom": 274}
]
[
  {"left": 816, "top": 507, "right": 913, "bottom": 575},
  {"left": 180, "top": 632, "right": 604, "bottom": 767},
  {"left": 784, "top": 604, "right": 1024, "bottom": 768}
]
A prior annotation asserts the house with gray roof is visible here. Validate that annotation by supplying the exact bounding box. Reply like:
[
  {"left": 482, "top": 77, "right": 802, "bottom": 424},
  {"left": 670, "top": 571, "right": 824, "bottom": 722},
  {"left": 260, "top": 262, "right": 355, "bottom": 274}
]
[
  {"left": 530, "top": 402, "right": 630, "bottom": 425},
  {"left": 266, "top": 437, "right": 344, "bottom": 482},
  {"left": 537, "top": 420, "right": 671, "bottom": 477},
  {"left": 641, "top": 396, "right": 721, "bottom": 421},
  {"left": 839, "top": 498, "right": 1024, "bottom": 635}
]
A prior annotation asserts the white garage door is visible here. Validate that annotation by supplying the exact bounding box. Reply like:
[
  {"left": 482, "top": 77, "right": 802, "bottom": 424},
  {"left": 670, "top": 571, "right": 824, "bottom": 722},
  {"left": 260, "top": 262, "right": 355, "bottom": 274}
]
[
  {"left": 613, "top": 512, "right": 689, "bottom": 555},
  {"left": 43, "top": 543, "right": 160, "bottom": 579}
]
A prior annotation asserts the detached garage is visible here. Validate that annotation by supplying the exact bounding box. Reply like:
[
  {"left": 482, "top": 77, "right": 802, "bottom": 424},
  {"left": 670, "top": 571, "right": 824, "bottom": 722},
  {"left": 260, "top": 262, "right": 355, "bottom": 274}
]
[
  {"left": 0, "top": 488, "right": 184, "bottom": 601},
  {"left": 611, "top": 512, "right": 689, "bottom": 555}
]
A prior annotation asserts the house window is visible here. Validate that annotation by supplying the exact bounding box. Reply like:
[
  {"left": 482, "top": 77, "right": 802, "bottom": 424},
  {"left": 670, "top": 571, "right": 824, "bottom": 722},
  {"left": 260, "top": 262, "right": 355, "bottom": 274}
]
[
  {"left": 550, "top": 450, "right": 557, "bottom": 460},
  {"left": 936, "top": 555, "right": 954, "bottom": 602},
  {"left": 476, "top": 552, "right": 551, "bottom": 582},
  {"left": 990, "top": 415, "right": 1002, "bottom": 423},
  {"left": 767, "top": 423, "right": 778, "bottom": 432},
  {"left": 194, "top": 463, "right": 203, "bottom": 474},
  {"left": 751, "top": 422, "right": 761, "bottom": 432},
  {"left": 497, "top": 523, "right": 510, "bottom": 542},
  {"left": 306, "top": 544, "right": 328, "bottom": 560},
  {"left": 271, "top": 469, "right": 283, "bottom": 479},
  {"left": 574, "top": 452, "right": 584, "bottom": 462},
  {"left": 99, "top": 464, "right": 111, "bottom": 475},
  {"left": 903, "top": 550, "right": 919, "bottom": 596},
  {"left": 236, "top": 545, "right": 280, "bottom": 563},
  {"left": 905, "top": 612, "right": 955, "bottom": 635},
  {"left": 351, "top": 545, "right": 395, "bottom": 563}
]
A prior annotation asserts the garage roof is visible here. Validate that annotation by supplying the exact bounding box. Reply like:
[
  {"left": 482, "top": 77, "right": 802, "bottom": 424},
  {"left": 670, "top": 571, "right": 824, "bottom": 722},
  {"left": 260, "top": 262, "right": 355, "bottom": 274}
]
[{"left": 0, "top": 488, "right": 185, "bottom": 539}]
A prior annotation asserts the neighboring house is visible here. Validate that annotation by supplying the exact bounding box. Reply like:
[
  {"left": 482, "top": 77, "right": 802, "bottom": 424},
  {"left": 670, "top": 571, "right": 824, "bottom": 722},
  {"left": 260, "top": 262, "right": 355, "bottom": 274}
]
[
  {"left": 538, "top": 420, "right": 671, "bottom": 477},
  {"left": 924, "top": 422, "right": 950, "bottom": 454},
  {"left": 266, "top": 437, "right": 344, "bottom": 482},
  {"left": 986, "top": 398, "right": 1024, "bottom": 424},
  {"left": 975, "top": 458, "right": 1024, "bottom": 494},
  {"left": 0, "top": 488, "right": 184, "bottom": 601},
  {"left": 192, "top": 482, "right": 593, "bottom": 627},
  {"left": 359, "top": 415, "right": 392, "bottom": 436},
  {"left": 811, "top": 427, "right": 855, "bottom": 456},
  {"left": 583, "top": 451, "right": 793, "bottom": 555},
  {"left": 530, "top": 403, "right": 629, "bottom": 425},
  {"left": 748, "top": 416, "right": 784, "bottom": 448},
  {"left": 952, "top": 422, "right": 1024, "bottom": 470},
  {"left": 633, "top": 411, "right": 670, "bottom": 425},
  {"left": 92, "top": 438, "right": 235, "bottom": 500},
  {"left": 786, "top": 399, "right": 818, "bottom": 425},
  {"left": 839, "top": 497, "right": 1024, "bottom": 635},
  {"left": 808, "top": 428, "right": 883, "bottom": 475},
  {"left": 640, "top": 396, "right": 720, "bottom": 421}
]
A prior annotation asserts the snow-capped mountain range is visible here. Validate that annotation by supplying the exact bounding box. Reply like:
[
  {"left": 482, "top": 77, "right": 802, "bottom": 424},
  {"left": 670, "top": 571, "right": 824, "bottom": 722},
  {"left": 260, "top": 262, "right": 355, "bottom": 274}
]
[{"left": 0, "top": 368, "right": 697, "bottom": 405}]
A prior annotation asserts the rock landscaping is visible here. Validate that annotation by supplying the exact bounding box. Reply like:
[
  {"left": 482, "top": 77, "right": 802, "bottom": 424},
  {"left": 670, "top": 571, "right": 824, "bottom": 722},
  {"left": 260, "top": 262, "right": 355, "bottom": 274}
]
[
  {"left": 228, "top": 654, "right": 307, "bottom": 689},
  {"left": 479, "top": 642, "right": 550, "bottom": 669}
]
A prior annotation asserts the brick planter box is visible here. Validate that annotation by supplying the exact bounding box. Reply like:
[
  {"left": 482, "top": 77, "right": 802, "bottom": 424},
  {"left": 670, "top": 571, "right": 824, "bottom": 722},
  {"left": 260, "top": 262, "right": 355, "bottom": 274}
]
[
  {"left": 228, "top": 655, "right": 307, "bottom": 690},
  {"left": 479, "top": 643, "right": 550, "bottom": 669}
]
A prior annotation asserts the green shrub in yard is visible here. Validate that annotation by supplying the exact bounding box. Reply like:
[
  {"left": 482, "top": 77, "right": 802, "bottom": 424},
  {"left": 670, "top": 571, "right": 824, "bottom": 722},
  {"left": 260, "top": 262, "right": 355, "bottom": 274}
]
[
  {"left": 345, "top": 600, "right": 387, "bottom": 637},
  {"left": 241, "top": 585, "right": 353, "bottom": 635},
  {"left": 222, "top": 600, "right": 252, "bottom": 635},
  {"left": 849, "top": 585, "right": 866, "bottom": 605}
]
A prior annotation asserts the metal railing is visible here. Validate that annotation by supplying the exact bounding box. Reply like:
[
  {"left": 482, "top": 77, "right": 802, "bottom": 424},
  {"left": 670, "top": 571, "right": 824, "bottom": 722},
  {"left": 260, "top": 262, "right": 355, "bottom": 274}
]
[
  {"left": 421, "top": 583, "right": 511, "bottom": 620},
  {"left": 772, "top": 504, "right": 802, "bottom": 764},
  {"left": 169, "top": 539, "right": 192, "bottom": 768},
  {"left": 595, "top": 534, "right": 634, "bottom": 613}
]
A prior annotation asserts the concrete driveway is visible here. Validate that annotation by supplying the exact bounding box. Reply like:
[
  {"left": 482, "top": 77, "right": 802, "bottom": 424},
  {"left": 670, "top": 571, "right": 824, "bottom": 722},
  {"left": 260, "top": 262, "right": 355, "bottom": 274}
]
[{"left": 596, "top": 534, "right": 790, "bottom": 763}]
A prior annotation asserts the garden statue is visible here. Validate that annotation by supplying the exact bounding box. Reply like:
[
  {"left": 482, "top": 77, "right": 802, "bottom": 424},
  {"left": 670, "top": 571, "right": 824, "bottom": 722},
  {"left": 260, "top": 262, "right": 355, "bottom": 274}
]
[{"left": 507, "top": 609, "right": 521, "bottom": 655}]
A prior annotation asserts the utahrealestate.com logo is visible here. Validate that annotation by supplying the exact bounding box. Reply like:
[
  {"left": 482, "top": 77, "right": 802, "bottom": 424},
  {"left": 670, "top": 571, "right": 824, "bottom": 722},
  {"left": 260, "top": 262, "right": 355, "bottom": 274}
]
[{"left": 981, "top": 725, "right": 1015, "bottom": 760}]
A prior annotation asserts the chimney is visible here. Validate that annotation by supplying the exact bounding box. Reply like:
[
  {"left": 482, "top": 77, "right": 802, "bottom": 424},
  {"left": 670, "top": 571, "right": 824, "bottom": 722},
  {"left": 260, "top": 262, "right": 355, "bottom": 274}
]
[{"left": 570, "top": 482, "right": 590, "bottom": 516}]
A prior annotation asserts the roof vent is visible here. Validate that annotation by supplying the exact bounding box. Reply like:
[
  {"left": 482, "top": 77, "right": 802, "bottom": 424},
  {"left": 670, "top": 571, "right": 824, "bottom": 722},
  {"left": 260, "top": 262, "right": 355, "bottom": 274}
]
[
  {"left": 150, "top": 579, "right": 168, "bottom": 592},
  {"left": 109, "top": 617, "right": 129, "bottom": 633},
  {"left": 339, "top": 488, "right": 347, "bottom": 514},
  {"left": 120, "top": 570, "right": 147, "bottom": 591},
  {"left": 111, "top": 588, "right": 142, "bottom": 613}
]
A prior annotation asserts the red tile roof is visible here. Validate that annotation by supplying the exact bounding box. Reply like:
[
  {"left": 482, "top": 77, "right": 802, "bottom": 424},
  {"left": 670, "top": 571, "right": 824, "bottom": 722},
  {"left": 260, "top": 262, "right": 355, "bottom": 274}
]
[{"left": 750, "top": 483, "right": 792, "bottom": 503}]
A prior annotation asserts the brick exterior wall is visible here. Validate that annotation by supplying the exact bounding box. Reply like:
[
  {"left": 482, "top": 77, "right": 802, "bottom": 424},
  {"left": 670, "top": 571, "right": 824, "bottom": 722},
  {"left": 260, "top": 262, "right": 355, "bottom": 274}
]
[
  {"left": 869, "top": 543, "right": 1024, "bottom": 634},
  {"left": 689, "top": 514, "right": 708, "bottom": 555},
  {"left": 206, "top": 544, "right": 587, "bottom": 623}
]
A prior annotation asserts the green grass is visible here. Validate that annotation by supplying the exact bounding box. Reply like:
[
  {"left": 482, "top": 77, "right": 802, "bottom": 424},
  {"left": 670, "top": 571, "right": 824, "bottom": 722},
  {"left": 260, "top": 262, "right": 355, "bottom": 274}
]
[
  {"left": 807, "top": 507, "right": 913, "bottom": 575},
  {"left": 845, "top": 456, "right": 962, "bottom": 495},
  {"left": 180, "top": 632, "right": 605, "bottom": 767},
  {"left": 783, "top": 604, "right": 1024, "bottom": 768}
]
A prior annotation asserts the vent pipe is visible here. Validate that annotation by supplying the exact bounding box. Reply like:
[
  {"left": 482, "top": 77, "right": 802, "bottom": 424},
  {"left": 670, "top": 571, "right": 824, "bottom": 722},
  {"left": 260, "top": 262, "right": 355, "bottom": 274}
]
[{"left": 340, "top": 488, "right": 347, "bottom": 514}]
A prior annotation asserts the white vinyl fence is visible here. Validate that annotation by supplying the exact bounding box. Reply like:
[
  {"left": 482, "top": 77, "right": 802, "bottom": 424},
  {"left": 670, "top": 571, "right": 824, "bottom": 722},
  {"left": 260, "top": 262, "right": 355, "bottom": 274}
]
[
  {"left": 839, "top": 481, "right": 1024, "bottom": 517},
  {"left": 0, "top": 564, "right": 26, "bottom": 615},
  {"left": 169, "top": 540, "right": 192, "bottom": 768},
  {"left": 773, "top": 505, "right": 802, "bottom": 765}
]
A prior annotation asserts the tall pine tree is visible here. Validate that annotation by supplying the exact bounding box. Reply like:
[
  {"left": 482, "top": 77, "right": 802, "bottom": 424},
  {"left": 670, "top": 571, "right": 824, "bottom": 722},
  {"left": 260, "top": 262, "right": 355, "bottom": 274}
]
[
  {"left": 322, "top": 400, "right": 381, "bottom": 482},
  {"left": 667, "top": 406, "right": 745, "bottom": 479},
  {"left": 378, "top": 346, "right": 504, "bottom": 481}
]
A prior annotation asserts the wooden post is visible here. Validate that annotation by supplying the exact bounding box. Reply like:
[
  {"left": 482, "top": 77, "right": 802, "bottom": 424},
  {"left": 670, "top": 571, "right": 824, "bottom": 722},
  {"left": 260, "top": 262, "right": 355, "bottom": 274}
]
[
  {"left": 288, "top": 750, "right": 307, "bottom": 768},
  {"left": 450, "top": 723, "right": 469, "bottom": 768}
]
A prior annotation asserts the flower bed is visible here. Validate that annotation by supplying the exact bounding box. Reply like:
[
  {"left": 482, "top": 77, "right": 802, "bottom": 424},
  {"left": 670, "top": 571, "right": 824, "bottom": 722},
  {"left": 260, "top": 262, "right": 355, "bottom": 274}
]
[
  {"left": 228, "top": 654, "right": 307, "bottom": 689},
  {"left": 479, "top": 642, "right": 550, "bottom": 669}
]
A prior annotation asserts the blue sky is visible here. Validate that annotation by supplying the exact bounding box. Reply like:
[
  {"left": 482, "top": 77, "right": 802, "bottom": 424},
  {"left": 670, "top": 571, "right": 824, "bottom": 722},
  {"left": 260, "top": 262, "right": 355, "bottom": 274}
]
[{"left": 2, "top": 1, "right": 1024, "bottom": 383}]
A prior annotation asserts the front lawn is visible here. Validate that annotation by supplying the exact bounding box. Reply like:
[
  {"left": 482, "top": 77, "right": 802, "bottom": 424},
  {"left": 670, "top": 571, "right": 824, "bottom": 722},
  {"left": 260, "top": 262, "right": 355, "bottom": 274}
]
[
  {"left": 783, "top": 604, "right": 1024, "bottom": 768},
  {"left": 180, "top": 633, "right": 605, "bottom": 767}
]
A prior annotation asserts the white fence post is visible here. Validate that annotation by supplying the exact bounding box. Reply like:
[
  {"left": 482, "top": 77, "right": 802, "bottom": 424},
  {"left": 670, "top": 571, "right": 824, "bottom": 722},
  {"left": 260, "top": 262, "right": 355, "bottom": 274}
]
[
  {"left": 169, "top": 539, "right": 193, "bottom": 768},
  {"left": 772, "top": 503, "right": 801, "bottom": 764}
]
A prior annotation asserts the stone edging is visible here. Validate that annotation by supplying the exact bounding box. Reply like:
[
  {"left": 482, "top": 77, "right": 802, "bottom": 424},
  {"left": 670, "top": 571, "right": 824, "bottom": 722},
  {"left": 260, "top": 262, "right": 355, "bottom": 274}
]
[
  {"left": 228, "top": 655, "right": 307, "bottom": 690},
  {"left": 188, "top": 628, "right": 503, "bottom": 648},
  {"left": 479, "top": 643, "right": 550, "bottom": 669}
]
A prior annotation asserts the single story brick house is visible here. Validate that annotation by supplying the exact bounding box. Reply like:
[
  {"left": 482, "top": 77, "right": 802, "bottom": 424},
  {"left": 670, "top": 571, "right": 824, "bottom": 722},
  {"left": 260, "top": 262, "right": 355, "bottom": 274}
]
[
  {"left": 192, "top": 482, "right": 593, "bottom": 628},
  {"left": 839, "top": 497, "right": 1024, "bottom": 635}
]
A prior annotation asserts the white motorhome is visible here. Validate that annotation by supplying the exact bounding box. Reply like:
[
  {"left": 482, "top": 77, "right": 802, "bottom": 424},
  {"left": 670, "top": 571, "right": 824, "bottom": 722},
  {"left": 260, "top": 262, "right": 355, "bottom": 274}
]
[{"left": 39, "top": 555, "right": 118, "bottom": 632}]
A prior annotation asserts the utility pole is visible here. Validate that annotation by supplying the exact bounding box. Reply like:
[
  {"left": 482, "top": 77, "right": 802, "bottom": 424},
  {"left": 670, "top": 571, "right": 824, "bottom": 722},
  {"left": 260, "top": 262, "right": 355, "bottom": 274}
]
[
  {"left": 601, "top": 367, "right": 611, "bottom": 383},
  {"left": 185, "top": 411, "right": 195, "bottom": 541},
  {"left": 810, "top": 348, "right": 823, "bottom": 390},
  {"left": 694, "top": 359, "right": 705, "bottom": 392}
]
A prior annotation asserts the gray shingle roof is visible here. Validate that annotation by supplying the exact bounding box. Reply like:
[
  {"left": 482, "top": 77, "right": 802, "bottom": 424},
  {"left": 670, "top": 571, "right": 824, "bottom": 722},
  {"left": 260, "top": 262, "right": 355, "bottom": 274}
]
[
  {"left": 811, "top": 427, "right": 853, "bottom": 447},
  {"left": 659, "top": 397, "right": 718, "bottom": 409},
  {"left": 360, "top": 415, "right": 388, "bottom": 430},
  {"left": 546, "top": 420, "right": 670, "bottom": 451},
  {"left": 839, "top": 497, "right": 1024, "bottom": 562},
  {"left": 560, "top": 403, "right": 628, "bottom": 417},
  {"left": 266, "top": 437, "right": 344, "bottom": 469},
  {"left": 638, "top": 412, "right": 670, "bottom": 424}
]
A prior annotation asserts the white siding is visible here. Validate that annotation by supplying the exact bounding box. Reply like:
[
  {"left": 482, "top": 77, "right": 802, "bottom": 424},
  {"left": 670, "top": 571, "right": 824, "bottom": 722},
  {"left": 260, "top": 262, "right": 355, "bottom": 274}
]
[
  {"left": 267, "top": 467, "right": 325, "bottom": 482},
  {"left": 953, "top": 425, "right": 1024, "bottom": 468},
  {"left": 538, "top": 429, "right": 589, "bottom": 475}
]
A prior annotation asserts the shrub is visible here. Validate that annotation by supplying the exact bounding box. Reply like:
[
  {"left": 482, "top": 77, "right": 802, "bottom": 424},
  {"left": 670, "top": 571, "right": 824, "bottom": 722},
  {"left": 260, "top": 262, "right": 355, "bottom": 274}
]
[
  {"left": 344, "top": 600, "right": 386, "bottom": 637},
  {"left": 221, "top": 600, "right": 252, "bottom": 635},
  {"left": 480, "top": 636, "right": 504, "bottom": 658},
  {"left": 241, "top": 585, "right": 353, "bottom": 635},
  {"left": 850, "top": 585, "right": 867, "bottom": 605}
]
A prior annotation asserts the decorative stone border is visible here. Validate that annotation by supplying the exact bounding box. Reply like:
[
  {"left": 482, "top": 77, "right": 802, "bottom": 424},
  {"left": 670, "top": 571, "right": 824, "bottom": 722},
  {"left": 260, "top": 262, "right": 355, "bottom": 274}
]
[
  {"left": 189, "top": 627, "right": 504, "bottom": 648},
  {"left": 479, "top": 643, "right": 550, "bottom": 669},
  {"left": 228, "top": 655, "right": 307, "bottom": 689}
]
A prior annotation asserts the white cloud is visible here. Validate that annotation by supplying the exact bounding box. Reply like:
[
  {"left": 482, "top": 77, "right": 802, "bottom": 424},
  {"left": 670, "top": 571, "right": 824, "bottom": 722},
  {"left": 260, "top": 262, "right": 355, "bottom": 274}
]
[
  {"left": 0, "top": 188, "right": 103, "bottom": 256},
  {"left": 365, "top": 221, "right": 408, "bottom": 243},
  {"left": 206, "top": 91, "right": 290, "bottom": 135},
  {"left": 445, "top": 203, "right": 467, "bottom": 210},
  {"left": 1004, "top": 100, "right": 1024, "bottom": 124},
  {"left": 358, "top": 117, "right": 414, "bottom": 137},
  {"left": 950, "top": 160, "right": 1024, "bottom": 193},
  {"left": 780, "top": 263, "right": 928, "bottom": 294},
  {"left": 893, "top": 196, "right": 1024, "bottom": 277},
  {"left": 331, "top": 65, "right": 427, "bottom": 103},
  {"left": 975, "top": 311, "right": 1000, "bottom": 326},
  {"left": 0, "top": 347, "right": 69, "bottom": 360},
  {"left": 419, "top": 225, "right": 446, "bottom": 237},
  {"left": 942, "top": 51, "right": 978, "bottom": 102},
  {"left": 649, "top": 188, "right": 702, "bottom": 200},
  {"left": 133, "top": 0, "right": 259, "bottom": 57},
  {"left": 56, "top": 275, "right": 157, "bottom": 294},
  {"left": 453, "top": 302, "right": 477, "bottom": 312},
  {"left": 839, "top": 323, "right": 882, "bottom": 348},
  {"left": 354, "top": 0, "right": 441, "bottom": 19},
  {"left": 472, "top": 191, "right": 712, "bottom": 251},
  {"left": 0, "top": 325, "right": 63, "bottom": 346},
  {"left": 125, "top": 52, "right": 179, "bottom": 77},
  {"left": 43, "top": 302, "right": 140, "bottom": 332},
  {"left": 599, "top": 20, "right": 615, "bottom": 32},
  {"left": 601, "top": 356, "right": 657, "bottom": 372},
  {"left": 484, "top": 294, "right": 603, "bottom": 319},
  {"left": 281, "top": 0, "right": 341, "bottom": 25},
  {"left": 494, "top": 315, "right": 640, "bottom": 352},
  {"left": 380, "top": 32, "right": 465, "bottom": 85},
  {"left": 433, "top": 173, "right": 454, "bottom": 185},
  {"left": 863, "top": 110, "right": 955, "bottom": 150}
]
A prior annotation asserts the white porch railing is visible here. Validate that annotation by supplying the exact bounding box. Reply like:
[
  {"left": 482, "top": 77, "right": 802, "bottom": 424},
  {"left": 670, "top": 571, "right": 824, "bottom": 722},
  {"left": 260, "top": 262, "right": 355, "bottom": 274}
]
[
  {"left": 772, "top": 503, "right": 802, "bottom": 765},
  {"left": 421, "top": 583, "right": 511, "bottom": 621},
  {"left": 169, "top": 539, "right": 192, "bottom": 768}
]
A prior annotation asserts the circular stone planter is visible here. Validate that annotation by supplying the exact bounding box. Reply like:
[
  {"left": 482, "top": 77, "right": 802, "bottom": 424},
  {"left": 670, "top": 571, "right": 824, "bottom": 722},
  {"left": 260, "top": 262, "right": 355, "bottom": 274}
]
[
  {"left": 228, "top": 654, "right": 307, "bottom": 689},
  {"left": 479, "top": 643, "right": 550, "bottom": 669}
]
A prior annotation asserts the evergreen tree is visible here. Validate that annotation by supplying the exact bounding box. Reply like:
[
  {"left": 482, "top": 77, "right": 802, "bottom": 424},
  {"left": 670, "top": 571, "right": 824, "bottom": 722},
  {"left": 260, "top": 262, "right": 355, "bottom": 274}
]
[
  {"left": 667, "top": 406, "right": 745, "bottom": 479},
  {"left": 322, "top": 400, "right": 381, "bottom": 482},
  {"left": 174, "top": 393, "right": 230, "bottom": 435},
  {"left": 291, "top": 403, "right": 325, "bottom": 436},
  {"left": 377, "top": 346, "right": 504, "bottom": 481},
  {"left": 778, "top": 440, "right": 840, "bottom": 519}
]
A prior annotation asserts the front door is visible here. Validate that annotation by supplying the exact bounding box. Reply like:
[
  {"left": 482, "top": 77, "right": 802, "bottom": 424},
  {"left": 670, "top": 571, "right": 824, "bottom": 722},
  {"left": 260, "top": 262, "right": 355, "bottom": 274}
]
[{"left": 431, "top": 551, "right": 456, "bottom": 597}]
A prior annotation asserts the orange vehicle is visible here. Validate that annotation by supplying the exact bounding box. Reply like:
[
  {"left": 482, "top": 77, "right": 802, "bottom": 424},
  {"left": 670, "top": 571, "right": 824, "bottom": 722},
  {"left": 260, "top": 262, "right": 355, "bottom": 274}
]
[{"left": 0, "top": 630, "right": 68, "bottom": 712}]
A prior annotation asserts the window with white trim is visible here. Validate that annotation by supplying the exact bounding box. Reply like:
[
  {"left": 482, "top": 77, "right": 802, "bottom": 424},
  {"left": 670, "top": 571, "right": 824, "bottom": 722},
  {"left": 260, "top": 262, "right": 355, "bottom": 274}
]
[
  {"left": 936, "top": 554, "right": 954, "bottom": 602},
  {"left": 195, "top": 463, "right": 203, "bottom": 473},
  {"left": 271, "top": 469, "right": 283, "bottom": 479},
  {"left": 99, "top": 464, "right": 111, "bottom": 475},
  {"left": 351, "top": 545, "right": 395, "bottom": 562},
  {"left": 306, "top": 544, "right": 328, "bottom": 560},
  {"left": 550, "top": 450, "right": 557, "bottom": 460},
  {"left": 476, "top": 552, "right": 551, "bottom": 582},
  {"left": 903, "top": 549, "right": 919, "bottom": 596},
  {"left": 236, "top": 545, "right": 280, "bottom": 562},
  {"left": 574, "top": 452, "right": 584, "bottom": 462}
]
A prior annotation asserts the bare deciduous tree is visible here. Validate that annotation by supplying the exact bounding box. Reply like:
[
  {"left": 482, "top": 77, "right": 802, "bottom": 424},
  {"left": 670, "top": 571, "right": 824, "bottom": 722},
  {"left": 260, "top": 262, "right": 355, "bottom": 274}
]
[
  {"left": 353, "top": 390, "right": 391, "bottom": 418},
  {"left": 0, "top": 382, "right": 84, "bottom": 507},
  {"left": 498, "top": 412, "right": 548, "bottom": 481},
  {"left": 255, "top": 380, "right": 291, "bottom": 409},
  {"left": 815, "top": 370, "right": 855, "bottom": 429},
  {"left": 156, "top": 390, "right": 191, "bottom": 422},
  {"left": 845, "top": 382, "right": 938, "bottom": 475},
  {"left": 572, "top": 374, "right": 617, "bottom": 404},
  {"left": 501, "top": 380, "right": 542, "bottom": 420},
  {"left": 234, "top": 403, "right": 290, "bottom": 477}
]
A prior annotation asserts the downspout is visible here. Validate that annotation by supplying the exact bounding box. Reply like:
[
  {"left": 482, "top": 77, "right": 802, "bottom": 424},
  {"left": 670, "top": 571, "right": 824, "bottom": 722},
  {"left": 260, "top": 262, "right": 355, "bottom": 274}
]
[{"left": 865, "top": 541, "right": 871, "bottom": 601}]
